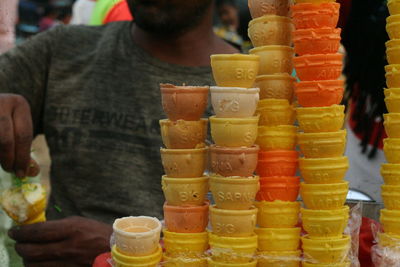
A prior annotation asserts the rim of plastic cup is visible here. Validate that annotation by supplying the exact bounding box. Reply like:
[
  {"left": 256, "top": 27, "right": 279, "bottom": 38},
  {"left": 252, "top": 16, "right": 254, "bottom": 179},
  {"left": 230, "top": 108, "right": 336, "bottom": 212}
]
[
  {"left": 162, "top": 176, "right": 209, "bottom": 183},
  {"left": 210, "top": 86, "right": 260, "bottom": 93},
  {"left": 210, "top": 53, "right": 260, "bottom": 61},
  {"left": 248, "top": 14, "right": 292, "bottom": 26},
  {"left": 159, "top": 118, "right": 208, "bottom": 125},
  {"left": 249, "top": 45, "right": 294, "bottom": 54},
  {"left": 160, "top": 147, "right": 208, "bottom": 154},
  {"left": 113, "top": 216, "right": 162, "bottom": 239},
  {"left": 209, "top": 144, "right": 259, "bottom": 153},
  {"left": 210, "top": 204, "right": 257, "bottom": 215},
  {"left": 210, "top": 175, "right": 259, "bottom": 184},
  {"left": 209, "top": 115, "right": 259, "bottom": 124},
  {"left": 160, "top": 83, "right": 209, "bottom": 91}
]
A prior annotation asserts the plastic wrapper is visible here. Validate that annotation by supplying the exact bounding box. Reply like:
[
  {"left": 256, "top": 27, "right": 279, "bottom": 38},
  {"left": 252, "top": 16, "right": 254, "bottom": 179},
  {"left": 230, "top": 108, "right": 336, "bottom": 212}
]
[{"left": 372, "top": 219, "right": 400, "bottom": 266}]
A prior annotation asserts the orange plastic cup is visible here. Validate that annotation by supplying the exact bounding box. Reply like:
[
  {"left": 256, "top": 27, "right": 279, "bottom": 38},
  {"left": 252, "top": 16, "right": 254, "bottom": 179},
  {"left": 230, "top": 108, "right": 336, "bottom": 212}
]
[
  {"left": 163, "top": 202, "right": 209, "bottom": 233},
  {"left": 295, "top": 80, "right": 344, "bottom": 107},
  {"left": 293, "top": 28, "right": 341, "bottom": 56},
  {"left": 255, "top": 74, "right": 296, "bottom": 102},
  {"left": 256, "top": 176, "right": 300, "bottom": 201},
  {"left": 291, "top": 3, "right": 340, "bottom": 29},
  {"left": 248, "top": 15, "right": 293, "bottom": 47},
  {"left": 256, "top": 150, "right": 298, "bottom": 177},
  {"left": 294, "top": 54, "right": 343, "bottom": 81},
  {"left": 386, "top": 65, "right": 400, "bottom": 88},
  {"left": 248, "top": 0, "right": 291, "bottom": 17},
  {"left": 249, "top": 46, "right": 294, "bottom": 75}
]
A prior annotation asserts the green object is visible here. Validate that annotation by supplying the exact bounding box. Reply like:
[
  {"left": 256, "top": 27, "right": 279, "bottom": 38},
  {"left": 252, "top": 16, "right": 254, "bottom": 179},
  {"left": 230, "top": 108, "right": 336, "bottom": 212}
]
[{"left": 90, "top": 0, "right": 124, "bottom": 25}]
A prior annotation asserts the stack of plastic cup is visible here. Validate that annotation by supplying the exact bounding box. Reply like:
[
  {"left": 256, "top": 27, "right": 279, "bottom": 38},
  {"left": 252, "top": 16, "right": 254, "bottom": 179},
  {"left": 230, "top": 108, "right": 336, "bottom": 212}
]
[
  {"left": 159, "top": 84, "right": 210, "bottom": 266},
  {"left": 208, "top": 54, "right": 261, "bottom": 267},
  {"left": 380, "top": 0, "right": 400, "bottom": 253},
  {"left": 111, "top": 216, "right": 162, "bottom": 267},
  {"left": 247, "top": 1, "right": 302, "bottom": 266},
  {"left": 291, "top": 1, "right": 351, "bottom": 266}
]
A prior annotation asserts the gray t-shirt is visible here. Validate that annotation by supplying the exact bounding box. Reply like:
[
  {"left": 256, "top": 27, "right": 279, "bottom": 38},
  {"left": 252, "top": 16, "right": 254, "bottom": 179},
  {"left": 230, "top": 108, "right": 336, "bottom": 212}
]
[{"left": 0, "top": 22, "right": 214, "bottom": 224}]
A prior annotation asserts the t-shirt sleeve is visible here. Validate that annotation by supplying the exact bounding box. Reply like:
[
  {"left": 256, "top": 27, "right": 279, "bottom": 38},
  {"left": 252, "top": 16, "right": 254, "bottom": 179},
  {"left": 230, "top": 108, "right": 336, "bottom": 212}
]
[{"left": 0, "top": 26, "right": 61, "bottom": 134}]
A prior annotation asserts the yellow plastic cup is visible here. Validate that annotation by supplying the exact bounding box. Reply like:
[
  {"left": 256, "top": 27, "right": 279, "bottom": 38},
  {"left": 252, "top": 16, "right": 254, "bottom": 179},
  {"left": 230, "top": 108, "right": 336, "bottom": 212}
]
[
  {"left": 296, "top": 105, "right": 345, "bottom": 133},
  {"left": 385, "top": 97, "right": 400, "bottom": 113},
  {"left": 384, "top": 88, "right": 400, "bottom": 97},
  {"left": 387, "top": 40, "right": 400, "bottom": 64},
  {"left": 160, "top": 148, "right": 208, "bottom": 178},
  {"left": 299, "top": 157, "right": 349, "bottom": 184},
  {"left": 382, "top": 185, "right": 400, "bottom": 210},
  {"left": 256, "top": 99, "right": 296, "bottom": 126},
  {"left": 249, "top": 46, "right": 294, "bottom": 75},
  {"left": 209, "top": 205, "right": 257, "bottom": 237},
  {"left": 210, "top": 176, "right": 260, "bottom": 210},
  {"left": 298, "top": 130, "right": 347, "bottom": 158},
  {"left": 389, "top": 0, "right": 400, "bottom": 15},
  {"left": 302, "top": 235, "right": 351, "bottom": 264},
  {"left": 255, "top": 201, "right": 300, "bottom": 228},
  {"left": 301, "top": 182, "right": 349, "bottom": 210},
  {"left": 387, "top": 15, "right": 400, "bottom": 39},
  {"left": 207, "top": 258, "right": 257, "bottom": 267},
  {"left": 381, "top": 209, "right": 400, "bottom": 235},
  {"left": 384, "top": 113, "right": 400, "bottom": 138},
  {"left": 248, "top": 15, "right": 293, "bottom": 47},
  {"left": 384, "top": 138, "right": 400, "bottom": 163},
  {"left": 211, "top": 54, "right": 260, "bottom": 88},
  {"left": 301, "top": 206, "right": 349, "bottom": 239},
  {"left": 256, "top": 125, "right": 297, "bottom": 150},
  {"left": 257, "top": 250, "right": 301, "bottom": 267},
  {"left": 381, "top": 163, "right": 400, "bottom": 185},
  {"left": 210, "top": 116, "right": 259, "bottom": 147},
  {"left": 111, "top": 245, "right": 162, "bottom": 267},
  {"left": 255, "top": 227, "right": 301, "bottom": 252},
  {"left": 163, "top": 230, "right": 208, "bottom": 258},
  {"left": 386, "top": 65, "right": 400, "bottom": 88},
  {"left": 378, "top": 232, "right": 400, "bottom": 248},
  {"left": 208, "top": 232, "right": 257, "bottom": 263},
  {"left": 255, "top": 74, "right": 296, "bottom": 101},
  {"left": 22, "top": 211, "right": 46, "bottom": 225},
  {"left": 161, "top": 176, "right": 209, "bottom": 206},
  {"left": 162, "top": 255, "right": 207, "bottom": 267},
  {"left": 160, "top": 119, "right": 208, "bottom": 149},
  {"left": 302, "top": 262, "right": 350, "bottom": 267}
]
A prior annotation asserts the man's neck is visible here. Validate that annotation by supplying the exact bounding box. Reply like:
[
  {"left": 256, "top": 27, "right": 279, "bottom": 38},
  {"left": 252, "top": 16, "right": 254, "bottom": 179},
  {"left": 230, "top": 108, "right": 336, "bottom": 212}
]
[{"left": 131, "top": 8, "right": 238, "bottom": 67}]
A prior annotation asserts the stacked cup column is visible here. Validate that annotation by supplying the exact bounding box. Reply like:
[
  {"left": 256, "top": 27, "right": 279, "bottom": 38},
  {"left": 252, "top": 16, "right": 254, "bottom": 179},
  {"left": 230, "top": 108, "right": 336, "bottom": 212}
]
[
  {"left": 291, "top": 1, "right": 351, "bottom": 266},
  {"left": 159, "top": 84, "right": 210, "bottom": 267},
  {"left": 208, "top": 54, "right": 261, "bottom": 267},
  {"left": 247, "top": 1, "right": 301, "bottom": 266}
]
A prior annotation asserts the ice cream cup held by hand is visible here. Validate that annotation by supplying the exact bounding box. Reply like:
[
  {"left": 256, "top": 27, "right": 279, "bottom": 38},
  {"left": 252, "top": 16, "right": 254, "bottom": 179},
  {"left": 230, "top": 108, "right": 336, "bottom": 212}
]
[
  {"left": 256, "top": 99, "right": 296, "bottom": 126},
  {"left": 381, "top": 163, "right": 400, "bottom": 185},
  {"left": 210, "top": 116, "right": 259, "bottom": 147},
  {"left": 160, "top": 84, "right": 209, "bottom": 121},
  {"left": 163, "top": 230, "right": 208, "bottom": 258},
  {"left": 382, "top": 185, "right": 400, "bottom": 210},
  {"left": 256, "top": 150, "right": 298, "bottom": 177},
  {"left": 293, "top": 28, "right": 341, "bottom": 56},
  {"left": 294, "top": 54, "right": 343, "bottom": 81},
  {"left": 210, "top": 54, "right": 260, "bottom": 88},
  {"left": 298, "top": 130, "right": 347, "bottom": 158},
  {"left": 388, "top": 0, "right": 400, "bottom": 15},
  {"left": 160, "top": 119, "right": 207, "bottom": 149},
  {"left": 255, "top": 227, "right": 301, "bottom": 251},
  {"left": 164, "top": 202, "right": 209, "bottom": 233},
  {"left": 255, "top": 200, "right": 300, "bottom": 228},
  {"left": 256, "top": 176, "right": 300, "bottom": 202},
  {"left": 210, "top": 87, "right": 259, "bottom": 118},
  {"left": 301, "top": 206, "right": 349, "bottom": 239},
  {"left": 112, "top": 216, "right": 162, "bottom": 256},
  {"left": 248, "top": 0, "right": 291, "bottom": 17},
  {"left": 291, "top": 3, "right": 340, "bottom": 29},
  {"left": 209, "top": 205, "right": 257, "bottom": 237},
  {"left": 385, "top": 96, "right": 400, "bottom": 113},
  {"left": 161, "top": 176, "right": 209, "bottom": 206},
  {"left": 210, "top": 176, "right": 260, "bottom": 210},
  {"left": 295, "top": 80, "right": 344, "bottom": 108},
  {"left": 299, "top": 156, "right": 349, "bottom": 184},
  {"left": 248, "top": 15, "right": 293, "bottom": 46},
  {"left": 160, "top": 147, "right": 207, "bottom": 178},
  {"left": 381, "top": 209, "right": 400, "bottom": 235},
  {"left": 210, "top": 145, "right": 259, "bottom": 177},
  {"left": 111, "top": 244, "right": 162, "bottom": 267},
  {"left": 257, "top": 250, "right": 301, "bottom": 267},
  {"left": 301, "top": 182, "right": 349, "bottom": 210},
  {"left": 302, "top": 235, "right": 351, "bottom": 264},
  {"left": 296, "top": 105, "right": 345, "bottom": 133},
  {"left": 256, "top": 125, "right": 297, "bottom": 150},
  {"left": 384, "top": 138, "right": 400, "bottom": 163},
  {"left": 255, "top": 74, "right": 296, "bottom": 101},
  {"left": 249, "top": 46, "right": 294, "bottom": 75},
  {"left": 386, "top": 65, "right": 400, "bottom": 88}
]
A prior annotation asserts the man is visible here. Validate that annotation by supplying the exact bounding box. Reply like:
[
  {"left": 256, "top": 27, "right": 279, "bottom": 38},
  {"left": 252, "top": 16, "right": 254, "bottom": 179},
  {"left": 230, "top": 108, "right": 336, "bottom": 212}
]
[{"left": 1, "top": 0, "right": 237, "bottom": 265}]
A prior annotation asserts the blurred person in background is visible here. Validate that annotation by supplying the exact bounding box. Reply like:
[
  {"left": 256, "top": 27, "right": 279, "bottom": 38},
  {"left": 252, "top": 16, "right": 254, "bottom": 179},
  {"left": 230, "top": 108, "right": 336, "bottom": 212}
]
[{"left": 39, "top": 2, "right": 72, "bottom": 32}]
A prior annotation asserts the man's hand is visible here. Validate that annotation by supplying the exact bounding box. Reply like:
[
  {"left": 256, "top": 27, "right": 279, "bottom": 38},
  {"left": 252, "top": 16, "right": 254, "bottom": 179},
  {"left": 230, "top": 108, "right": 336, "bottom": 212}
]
[
  {"left": 0, "top": 94, "right": 37, "bottom": 177},
  {"left": 9, "top": 216, "right": 113, "bottom": 267}
]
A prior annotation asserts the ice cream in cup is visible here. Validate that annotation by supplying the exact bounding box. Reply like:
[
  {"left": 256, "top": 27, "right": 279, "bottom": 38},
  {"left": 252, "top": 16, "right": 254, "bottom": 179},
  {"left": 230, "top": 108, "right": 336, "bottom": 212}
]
[
  {"left": 388, "top": 0, "right": 400, "bottom": 15},
  {"left": 164, "top": 202, "right": 209, "bottom": 233},
  {"left": 248, "top": 15, "right": 293, "bottom": 47},
  {"left": 249, "top": 46, "right": 294, "bottom": 75},
  {"left": 257, "top": 250, "right": 301, "bottom": 267},
  {"left": 380, "top": 209, "right": 400, "bottom": 235},
  {"left": 161, "top": 176, "right": 209, "bottom": 206},
  {"left": 291, "top": 3, "right": 340, "bottom": 29},
  {"left": 210, "top": 87, "right": 259, "bottom": 118},
  {"left": 298, "top": 130, "right": 347, "bottom": 158},
  {"left": 256, "top": 177, "right": 300, "bottom": 202},
  {"left": 163, "top": 230, "right": 208, "bottom": 258},
  {"left": 160, "top": 119, "right": 208, "bottom": 149},
  {"left": 381, "top": 163, "right": 400, "bottom": 185},
  {"left": 209, "top": 205, "right": 257, "bottom": 237},
  {"left": 385, "top": 65, "right": 400, "bottom": 88},
  {"left": 382, "top": 185, "right": 400, "bottom": 210},
  {"left": 162, "top": 254, "right": 207, "bottom": 267},
  {"left": 160, "top": 84, "right": 209, "bottom": 121},
  {"left": 254, "top": 74, "right": 296, "bottom": 101},
  {"left": 295, "top": 80, "right": 344, "bottom": 108},
  {"left": 294, "top": 54, "right": 343, "bottom": 81},
  {"left": 384, "top": 138, "right": 400, "bottom": 163},
  {"left": 256, "top": 99, "right": 296, "bottom": 126},
  {"left": 111, "top": 244, "right": 162, "bottom": 267},
  {"left": 255, "top": 200, "right": 300, "bottom": 228},
  {"left": 299, "top": 156, "right": 349, "bottom": 184},
  {"left": 293, "top": 28, "right": 341, "bottom": 56},
  {"left": 210, "top": 175, "right": 260, "bottom": 210},
  {"left": 256, "top": 150, "right": 298, "bottom": 177},
  {"left": 248, "top": 0, "right": 291, "bottom": 17},
  {"left": 302, "top": 235, "right": 351, "bottom": 264},
  {"left": 384, "top": 114, "right": 400, "bottom": 138},
  {"left": 255, "top": 227, "right": 301, "bottom": 251},
  {"left": 296, "top": 105, "right": 345, "bottom": 133},
  {"left": 256, "top": 125, "right": 297, "bottom": 150},
  {"left": 160, "top": 147, "right": 207, "bottom": 178},
  {"left": 301, "top": 182, "right": 349, "bottom": 210},
  {"left": 207, "top": 258, "right": 257, "bottom": 267},
  {"left": 210, "top": 54, "right": 260, "bottom": 88},
  {"left": 387, "top": 15, "right": 400, "bottom": 39},
  {"left": 112, "top": 216, "right": 162, "bottom": 256}
]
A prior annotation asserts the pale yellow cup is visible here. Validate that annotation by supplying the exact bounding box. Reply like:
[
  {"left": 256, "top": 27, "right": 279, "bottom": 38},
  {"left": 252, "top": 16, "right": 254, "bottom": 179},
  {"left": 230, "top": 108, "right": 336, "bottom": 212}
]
[
  {"left": 256, "top": 227, "right": 300, "bottom": 252},
  {"left": 381, "top": 209, "right": 400, "bottom": 235},
  {"left": 382, "top": 185, "right": 400, "bottom": 210},
  {"left": 256, "top": 125, "right": 297, "bottom": 150},
  {"left": 384, "top": 88, "right": 400, "bottom": 97},
  {"left": 248, "top": 15, "right": 293, "bottom": 47},
  {"left": 386, "top": 65, "right": 400, "bottom": 88},
  {"left": 210, "top": 176, "right": 260, "bottom": 210},
  {"left": 209, "top": 232, "right": 257, "bottom": 263},
  {"left": 162, "top": 255, "right": 207, "bottom": 267},
  {"left": 384, "top": 113, "right": 400, "bottom": 138},
  {"left": 257, "top": 250, "right": 301, "bottom": 267},
  {"left": 210, "top": 205, "right": 257, "bottom": 237},
  {"left": 112, "top": 216, "right": 162, "bottom": 256},
  {"left": 301, "top": 206, "right": 349, "bottom": 239},
  {"left": 302, "top": 235, "right": 351, "bottom": 264},
  {"left": 299, "top": 157, "right": 349, "bottom": 184},
  {"left": 163, "top": 230, "right": 208, "bottom": 258},
  {"left": 384, "top": 138, "right": 400, "bottom": 163},
  {"left": 160, "top": 148, "right": 207, "bottom": 178},
  {"left": 381, "top": 163, "right": 400, "bottom": 185},
  {"left": 255, "top": 201, "right": 300, "bottom": 228},
  {"left": 249, "top": 46, "right": 294, "bottom": 75},
  {"left": 254, "top": 74, "right": 296, "bottom": 101},
  {"left": 161, "top": 176, "right": 209, "bottom": 206},
  {"left": 385, "top": 97, "right": 400, "bottom": 113},
  {"left": 387, "top": 39, "right": 400, "bottom": 64},
  {"left": 112, "top": 245, "right": 162, "bottom": 267},
  {"left": 296, "top": 105, "right": 345, "bottom": 133},
  {"left": 207, "top": 258, "right": 257, "bottom": 267},
  {"left": 301, "top": 182, "right": 349, "bottom": 210},
  {"left": 256, "top": 99, "right": 295, "bottom": 126},
  {"left": 160, "top": 119, "right": 208, "bottom": 149},
  {"left": 211, "top": 54, "right": 260, "bottom": 88},
  {"left": 298, "top": 130, "right": 347, "bottom": 158},
  {"left": 210, "top": 116, "right": 259, "bottom": 147}
]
